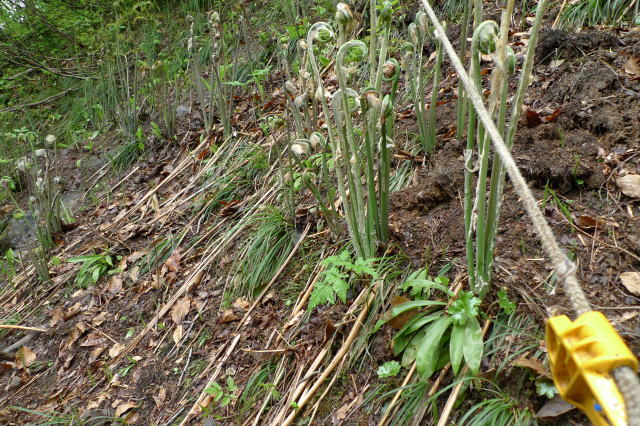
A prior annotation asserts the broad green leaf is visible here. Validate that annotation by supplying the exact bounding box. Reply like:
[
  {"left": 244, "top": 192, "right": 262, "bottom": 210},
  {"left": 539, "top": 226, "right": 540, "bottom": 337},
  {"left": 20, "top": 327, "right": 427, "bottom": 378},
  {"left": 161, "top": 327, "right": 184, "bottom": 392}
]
[
  {"left": 92, "top": 266, "right": 101, "bottom": 283},
  {"left": 402, "top": 278, "right": 452, "bottom": 297},
  {"left": 416, "top": 316, "right": 452, "bottom": 379},
  {"left": 463, "top": 316, "right": 483, "bottom": 374},
  {"left": 449, "top": 323, "right": 465, "bottom": 375},
  {"left": 67, "top": 254, "right": 102, "bottom": 263},
  {"left": 393, "top": 313, "right": 442, "bottom": 355},
  {"left": 401, "top": 328, "right": 426, "bottom": 367},
  {"left": 390, "top": 300, "right": 446, "bottom": 318}
]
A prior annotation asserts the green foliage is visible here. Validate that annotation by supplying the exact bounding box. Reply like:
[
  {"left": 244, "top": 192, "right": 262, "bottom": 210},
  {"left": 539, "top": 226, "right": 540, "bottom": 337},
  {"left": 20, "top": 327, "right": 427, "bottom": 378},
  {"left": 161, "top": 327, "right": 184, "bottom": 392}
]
[
  {"left": 559, "top": 0, "right": 639, "bottom": 29},
  {"left": 204, "top": 376, "right": 238, "bottom": 410},
  {"left": 377, "top": 270, "right": 484, "bottom": 380},
  {"left": 460, "top": 394, "right": 536, "bottom": 426},
  {"left": 68, "top": 252, "right": 120, "bottom": 288},
  {"left": 497, "top": 288, "right": 516, "bottom": 314},
  {"left": 234, "top": 207, "right": 294, "bottom": 298},
  {"left": 377, "top": 360, "right": 401, "bottom": 378},
  {"left": 308, "top": 250, "right": 378, "bottom": 311},
  {"left": 535, "top": 380, "right": 557, "bottom": 398}
]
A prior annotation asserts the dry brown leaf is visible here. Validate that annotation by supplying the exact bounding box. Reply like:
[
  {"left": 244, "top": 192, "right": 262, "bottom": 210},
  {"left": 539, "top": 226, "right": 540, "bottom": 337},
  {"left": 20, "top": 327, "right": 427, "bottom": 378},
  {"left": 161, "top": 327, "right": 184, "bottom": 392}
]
[
  {"left": 61, "top": 327, "right": 83, "bottom": 352},
  {"left": 126, "top": 251, "right": 145, "bottom": 263},
  {"left": 107, "top": 276, "right": 123, "bottom": 293},
  {"left": 171, "top": 297, "right": 190, "bottom": 325},
  {"left": 153, "top": 387, "right": 167, "bottom": 408},
  {"left": 387, "top": 295, "right": 417, "bottom": 329},
  {"left": 620, "top": 272, "right": 640, "bottom": 296},
  {"left": 76, "top": 321, "right": 88, "bottom": 334},
  {"left": 128, "top": 266, "right": 140, "bottom": 282},
  {"left": 164, "top": 250, "right": 181, "bottom": 272},
  {"left": 575, "top": 215, "right": 606, "bottom": 229},
  {"left": 91, "top": 312, "right": 108, "bottom": 327},
  {"left": 512, "top": 356, "right": 549, "bottom": 378},
  {"left": 109, "top": 343, "right": 126, "bottom": 358},
  {"left": 232, "top": 297, "right": 250, "bottom": 311},
  {"left": 80, "top": 332, "right": 105, "bottom": 347},
  {"left": 16, "top": 346, "right": 36, "bottom": 369},
  {"left": 88, "top": 347, "right": 106, "bottom": 364},
  {"left": 536, "top": 396, "right": 575, "bottom": 419},
  {"left": 114, "top": 402, "right": 137, "bottom": 418},
  {"left": 617, "top": 174, "right": 640, "bottom": 198},
  {"left": 623, "top": 56, "right": 640, "bottom": 76},
  {"left": 218, "top": 309, "right": 239, "bottom": 324},
  {"left": 50, "top": 308, "right": 65, "bottom": 327},
  {"left": 172, "top": 324, "right": 183, "bottom": 345}
]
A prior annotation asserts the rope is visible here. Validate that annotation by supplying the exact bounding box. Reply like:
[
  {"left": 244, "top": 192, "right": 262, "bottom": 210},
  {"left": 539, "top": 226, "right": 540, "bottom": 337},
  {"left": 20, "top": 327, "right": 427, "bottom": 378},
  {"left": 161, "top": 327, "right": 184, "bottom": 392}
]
[{"left": 417, "top": 0, "right": 640, "bottom": 422}]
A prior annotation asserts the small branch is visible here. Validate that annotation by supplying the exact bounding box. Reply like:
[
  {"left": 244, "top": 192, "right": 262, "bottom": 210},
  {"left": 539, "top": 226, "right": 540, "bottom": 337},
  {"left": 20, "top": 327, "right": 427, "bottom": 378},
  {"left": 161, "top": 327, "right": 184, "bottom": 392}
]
[
  {"left": 0, "top": 88, "right": 76, "bottom": 113},
  {"left": 0, "top": 325, "right": 47, "bottom": 333}
]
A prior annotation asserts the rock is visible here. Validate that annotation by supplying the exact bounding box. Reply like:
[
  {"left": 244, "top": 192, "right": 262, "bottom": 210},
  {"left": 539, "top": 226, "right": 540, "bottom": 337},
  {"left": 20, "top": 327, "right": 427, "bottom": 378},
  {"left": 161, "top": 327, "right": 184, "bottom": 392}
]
[
  {"left": 176, "top": 105, "right": 190, "bottom": 118},
  {"left": 5, "top": 376, "right": 22, "bottom": 391},
  {"left": 0, "top": 211, "right": 37, "bottom": 254}
]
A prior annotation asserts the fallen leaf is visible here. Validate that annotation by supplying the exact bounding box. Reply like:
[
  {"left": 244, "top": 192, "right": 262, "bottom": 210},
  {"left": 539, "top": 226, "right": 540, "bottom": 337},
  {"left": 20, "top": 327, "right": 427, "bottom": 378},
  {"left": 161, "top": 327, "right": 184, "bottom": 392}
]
[
  {"left": 623, "top": 56, "right": 640, "bottom": 76},
  {"left": 153, "top": 387, "right": 167, "bottom": 408},
  {"left": 171, "top": 297, "right": 191, "bottom": 325},
  {"left": 128, "top": 266, "right": 140, "bottom": 282},
  {"left": 525, "top": 107, "right": 561, "bottom": 127},
  {"left": 513, "top": 356, "right": 549, "bottom": 378},
  {"left": 50, "top": 308, "right": 65, "bottom": 327},
  {"left": 387, "top": 296, "right": 418, "bottom": 329},
  {"left": 550, "top": 59, "right": 565, "bottom": 69},
  {"left": 16, "top": 346, "right": 36, "bottom": 369},
  {"left": 114, "top": 402, "right": 137, "bottom": 418},
  {"left": 91, "top": 312, "right": 108, "bottom": 327},
  {"left": 526, "top": 108, "right": 543, "bottom": 127},
  {"left": 88, "top": 347, "right": 106, "bottom": 364},
  {"left": 80, "top": 332, "right": 105, "bottom": 347},
  {"left": 109, "top": 343, "right": 126, "bottom": 358},
  {"left": 620, "top": 272, "right": 640, "bottom": 296},
  {"left": 614, "top": 311, "right": 639, "bottom": 326},
  {"left": 575, "top": 215, "right": 606, "bottom": 229},
  {"left": 536, "top": 395, "right": 575, "bottom": 419},
  {"left": 172, "top": 324, "right": 183, "bottom": 345},
  {"left": 164, "top": 250, "right": 181, "bottom": 272},
  {"left": 218, "top": 309, "right": 239, "bottom": 324},
  {"left": 617, "top": 174, "right": 640, "bottom": 198},
  {"left": 232, "top": 297, "right": 250, "bottom": 311},
  {"left": 107, "top": 276, "right": 123, "bottom": 293}
]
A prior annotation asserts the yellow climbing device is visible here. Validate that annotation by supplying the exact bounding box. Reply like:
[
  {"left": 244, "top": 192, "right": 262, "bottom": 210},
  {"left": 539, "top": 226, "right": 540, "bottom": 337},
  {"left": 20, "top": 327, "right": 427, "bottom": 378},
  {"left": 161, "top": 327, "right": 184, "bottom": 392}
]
[{"left": 546, "top": 311, "right": 639, "bottom": 426}]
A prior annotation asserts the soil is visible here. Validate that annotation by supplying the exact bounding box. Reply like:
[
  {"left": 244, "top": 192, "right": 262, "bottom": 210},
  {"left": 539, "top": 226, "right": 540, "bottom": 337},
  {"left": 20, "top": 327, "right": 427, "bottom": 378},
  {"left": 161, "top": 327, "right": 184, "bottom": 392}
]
[{"left": 1, "top": 11, "right": 640, "bottom": 426}]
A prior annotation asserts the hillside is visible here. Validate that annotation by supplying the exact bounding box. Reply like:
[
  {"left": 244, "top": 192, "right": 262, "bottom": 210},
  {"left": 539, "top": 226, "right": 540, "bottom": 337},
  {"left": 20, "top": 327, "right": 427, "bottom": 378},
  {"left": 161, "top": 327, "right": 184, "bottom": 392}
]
[{"left": 1, "top": 1, "right": 640, "bottom": 424}]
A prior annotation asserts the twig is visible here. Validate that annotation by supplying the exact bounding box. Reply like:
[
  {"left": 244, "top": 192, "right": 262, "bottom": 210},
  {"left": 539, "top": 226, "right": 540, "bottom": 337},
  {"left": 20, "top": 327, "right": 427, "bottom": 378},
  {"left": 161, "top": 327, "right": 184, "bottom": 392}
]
[
  {"left": 0, "top": 88, "right": 77, "bottom": 113},
  {"left": 177, "top": 347, "right": 193, "bottom": 388},
  {"left": 0, "top": 325, "right": 47, "bottom": 333},
  {"left": 282, "top": 282, "right": 380, "bottom": 425}
]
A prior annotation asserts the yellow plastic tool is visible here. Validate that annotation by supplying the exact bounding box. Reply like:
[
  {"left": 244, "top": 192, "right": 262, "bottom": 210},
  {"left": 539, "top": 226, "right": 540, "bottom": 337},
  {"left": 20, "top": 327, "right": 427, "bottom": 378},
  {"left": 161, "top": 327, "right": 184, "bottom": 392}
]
[{"left": 546, "top": 311, "right": 639, "bottom": 426}]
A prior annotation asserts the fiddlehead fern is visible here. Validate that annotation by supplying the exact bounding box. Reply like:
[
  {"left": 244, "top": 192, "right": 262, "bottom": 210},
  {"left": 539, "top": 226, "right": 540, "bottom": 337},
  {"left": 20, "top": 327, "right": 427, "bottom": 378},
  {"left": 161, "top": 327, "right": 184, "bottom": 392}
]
[
  {"left": 464, "top": 20, "right": 499, "bottom": 293},
  {"left": 374, "top": 1, "right": 393, "bottom": 91},
  {"left": 335, "top": 2, "right": 353, "bottom": 48}
]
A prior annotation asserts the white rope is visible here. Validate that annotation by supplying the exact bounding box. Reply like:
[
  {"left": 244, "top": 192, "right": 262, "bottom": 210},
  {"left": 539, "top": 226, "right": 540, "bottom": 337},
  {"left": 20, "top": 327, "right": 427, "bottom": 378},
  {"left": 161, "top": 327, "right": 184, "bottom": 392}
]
[{"left": 418, "top": 0, "right": 640, "bottom": 422}]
